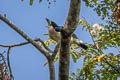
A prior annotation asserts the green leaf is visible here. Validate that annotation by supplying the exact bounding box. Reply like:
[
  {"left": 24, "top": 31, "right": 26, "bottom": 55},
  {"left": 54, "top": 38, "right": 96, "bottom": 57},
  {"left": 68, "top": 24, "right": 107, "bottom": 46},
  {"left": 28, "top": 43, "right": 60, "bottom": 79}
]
[
  {"left": 93, "top": 0, "right": 98, "bottom": 5},
  {"left": 76, "top": 68, "right": 81, "bottom": 73},
  {"left": 43, "top": 33, "right": 48, "bottom": 36},
  {"left": 77, "top": 53, "right": 81, "bottom": 59},
  {"left": 72, "top": 54, "right": 77, "bottom": 63},
  {"left": 96, "top": 75, "right": 101, "bottom": 80},
  {"left": 39, "top": 0, "right": 42, "bottom": 3},
  {"left": 71, "top": 72, "right": 75, "bottom": 77},
  {"left": 45, "top": 26, "right": 48, "bottom": 28},
  {"left": 29, "top": 0, "right": 34, "bottom": 6},
  {"left": 44, "top": 61, "right": 48, "bottom": 66}
]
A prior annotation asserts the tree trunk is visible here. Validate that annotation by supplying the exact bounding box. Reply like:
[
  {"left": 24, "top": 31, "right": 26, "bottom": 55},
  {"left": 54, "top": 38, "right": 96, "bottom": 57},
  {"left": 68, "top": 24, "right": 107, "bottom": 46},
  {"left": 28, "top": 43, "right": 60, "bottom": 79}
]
[
  {"left": 58, "top": 0, "right": 81, "bottom": 80},
  {"left": 59, "top": 36, "right": 71, "bottom": 80}
]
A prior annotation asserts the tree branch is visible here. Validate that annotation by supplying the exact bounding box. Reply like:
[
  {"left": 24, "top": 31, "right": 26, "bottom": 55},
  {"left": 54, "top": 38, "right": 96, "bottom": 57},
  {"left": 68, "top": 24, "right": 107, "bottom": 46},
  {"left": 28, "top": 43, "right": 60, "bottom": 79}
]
[
  {"left": 0, "top": 38, "right": 40, "bottom": 47},
  {"left": 48, "top": 60, "right": 55, "bottom": 80},
  {"left": 0, "top": 38, "right": 53, "bottom": 53},
  {"left": 0, "top": 14, "right": 57, "bottom": 80},
  {"left": 51, "top": 43, "right": 60, "bottom": 59},
  {"left": 0, "top": 14, "right": 50, "bottom": 59},
  {"left": 63, "top": 0, "right": 81, "bottom": 35}
]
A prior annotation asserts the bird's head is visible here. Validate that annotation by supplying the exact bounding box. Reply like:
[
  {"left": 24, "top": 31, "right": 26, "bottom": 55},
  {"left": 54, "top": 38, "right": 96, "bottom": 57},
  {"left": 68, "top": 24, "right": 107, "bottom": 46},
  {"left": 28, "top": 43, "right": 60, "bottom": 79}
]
[
  {"left": 46, "top": 18, "right": 51, "bottom": 26},
  {"left": 46, "top": 18, "right": 58, "bottom": 28}
]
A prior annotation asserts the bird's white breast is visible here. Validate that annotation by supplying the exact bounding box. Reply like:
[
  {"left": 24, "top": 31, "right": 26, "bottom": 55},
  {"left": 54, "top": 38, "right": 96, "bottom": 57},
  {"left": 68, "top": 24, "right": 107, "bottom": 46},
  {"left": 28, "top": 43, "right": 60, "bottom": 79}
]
[{"left": 48, "top": 26, "right": 61, "bottom": 42}]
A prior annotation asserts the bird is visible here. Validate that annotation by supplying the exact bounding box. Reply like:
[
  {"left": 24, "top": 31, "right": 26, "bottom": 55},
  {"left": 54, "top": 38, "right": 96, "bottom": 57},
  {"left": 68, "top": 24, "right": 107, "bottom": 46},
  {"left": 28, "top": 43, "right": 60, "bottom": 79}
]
[{"left": 46, "top": 18, "right": 88, "bottom": 50}]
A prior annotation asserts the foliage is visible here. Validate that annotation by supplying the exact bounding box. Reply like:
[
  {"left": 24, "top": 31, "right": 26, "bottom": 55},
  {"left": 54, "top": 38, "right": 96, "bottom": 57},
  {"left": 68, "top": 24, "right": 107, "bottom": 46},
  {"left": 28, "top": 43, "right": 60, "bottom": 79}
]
[
  {"left": 82, "top": 0, "right": 116, "bottom": 20},
  {"left": 70, "top": 0, "right": 120, "bottom": 79},
  {"left": 70, "top": 19, "right": 120, "bottom": 79}
]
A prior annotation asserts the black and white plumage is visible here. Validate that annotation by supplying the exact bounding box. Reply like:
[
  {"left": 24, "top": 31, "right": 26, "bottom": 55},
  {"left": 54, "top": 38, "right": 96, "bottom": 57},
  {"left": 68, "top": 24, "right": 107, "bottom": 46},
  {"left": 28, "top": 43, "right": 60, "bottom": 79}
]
[{"left": 46, "top": 18, "right": 88, "bottom": 50}]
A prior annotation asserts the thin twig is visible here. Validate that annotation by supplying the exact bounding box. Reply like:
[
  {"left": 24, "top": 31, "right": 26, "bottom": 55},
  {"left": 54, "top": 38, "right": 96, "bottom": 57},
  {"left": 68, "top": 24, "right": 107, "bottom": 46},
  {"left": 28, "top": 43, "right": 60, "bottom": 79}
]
[
  {"left": 0, "top": 38, "right": 53, "bottom": 53},
  {"left": 7, "top": 47, "right": 14, "bottom": 80},
  {"left": 88, "top": 30, "right": 102, "bottom": 55},
  {"left": 0, "top": 38, "right": 40, "bottom": 47}
]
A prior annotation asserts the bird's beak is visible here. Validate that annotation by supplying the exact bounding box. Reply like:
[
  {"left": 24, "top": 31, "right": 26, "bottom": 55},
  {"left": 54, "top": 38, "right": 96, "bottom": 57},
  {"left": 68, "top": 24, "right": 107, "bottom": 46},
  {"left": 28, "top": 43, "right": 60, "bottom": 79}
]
[{"left": 46, "top": 18, "right": 51, "bottom": 25}]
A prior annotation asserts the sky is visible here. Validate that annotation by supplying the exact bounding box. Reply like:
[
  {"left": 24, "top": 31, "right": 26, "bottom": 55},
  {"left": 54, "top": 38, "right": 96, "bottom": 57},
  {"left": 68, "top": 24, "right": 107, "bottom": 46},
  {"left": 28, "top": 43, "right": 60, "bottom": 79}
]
[{"left": 0, "top": 0, "right": 117, "bottom": 80}]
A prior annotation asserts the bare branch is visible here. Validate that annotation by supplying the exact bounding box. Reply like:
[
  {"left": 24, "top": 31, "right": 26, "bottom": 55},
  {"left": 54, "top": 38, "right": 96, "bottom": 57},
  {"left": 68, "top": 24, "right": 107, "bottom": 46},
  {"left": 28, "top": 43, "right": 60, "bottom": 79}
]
[
  {"left": 51, "top": 43, "right": 60, "bottom": 60},
  {"left": 0, "top": 38, "right": 40, "bottom": 47},
  {"left": 0, "top": 14, "right": 50, "bottom": 59},
  {"left": 0, "top": 38, "right": 53, "bottom": 53},
  {"left": 7, "top": 47, "right": 14, "bottom": 80}
]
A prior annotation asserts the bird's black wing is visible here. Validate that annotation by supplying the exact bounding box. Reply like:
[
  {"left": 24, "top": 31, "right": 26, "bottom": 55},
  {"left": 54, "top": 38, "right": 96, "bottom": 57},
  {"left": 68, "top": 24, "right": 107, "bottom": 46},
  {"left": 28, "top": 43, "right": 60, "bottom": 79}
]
[{"left": 72, "top": 33, "right": 78, "bottom": 39}]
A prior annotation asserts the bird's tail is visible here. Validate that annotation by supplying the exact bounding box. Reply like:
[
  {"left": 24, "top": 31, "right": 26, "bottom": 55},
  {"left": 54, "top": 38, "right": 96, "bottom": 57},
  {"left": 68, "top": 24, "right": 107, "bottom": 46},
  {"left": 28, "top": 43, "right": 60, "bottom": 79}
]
[
  {"left": 76, "top": 42, "right": 88, "bottom": 50},
  {"left": 74, "top": 39, "right": 88, "bottom": 50}
]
